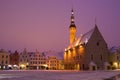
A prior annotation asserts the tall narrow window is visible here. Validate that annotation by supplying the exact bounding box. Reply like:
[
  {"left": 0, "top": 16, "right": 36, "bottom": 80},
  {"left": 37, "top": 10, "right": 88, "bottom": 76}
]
[
  {"left": 82, "top": 64, "right": 84, "bottom": 70},
  {"left": 117, "top": 56, "right": 119, "bottom": 60},
  {"left": 6, "top": 61, "right": 8, "bottom": 64},
  {"left": 2, "top": 55, "right": 4, "bottom": 58},
  {"left": 2, "top": 61, "right": 3, "bottom": 64},
  {"left": 6, "top": 56, "right": 8, "bottom": 58},
  {"left": 100, "top": 54, "right": 102, "bottom": 61},
  {"left": 91, "top": 54, "right": 93, "bottom": 60}
]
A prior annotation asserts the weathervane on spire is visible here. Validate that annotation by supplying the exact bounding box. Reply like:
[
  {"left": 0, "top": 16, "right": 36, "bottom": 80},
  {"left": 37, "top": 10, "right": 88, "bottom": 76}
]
[{"left": 95, "top": 17, "right": 97, "bottom": 25}]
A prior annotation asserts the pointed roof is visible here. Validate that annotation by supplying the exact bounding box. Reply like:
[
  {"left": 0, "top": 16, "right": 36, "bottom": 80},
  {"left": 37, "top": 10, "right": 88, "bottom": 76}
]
[
  {"left": 69, "top": 9, "right": 76, "bottom": 28},
  {"left": 66, "top": 24, "right": 101, "bottom": 50},
  {"left": 0, "top": 49, "right": 8, "bottom": 53},
  {"left": 109, "top": 46, "right": 120, "bottom": 53},
  {"left": 79, "top": 24, "right": 102, "bottom": 45},
  {"left": 23, "top": 48, "right": 27, "bottom": 53},
  {"left": 44, "top": 51, "right": 63, "bottom": 60}
]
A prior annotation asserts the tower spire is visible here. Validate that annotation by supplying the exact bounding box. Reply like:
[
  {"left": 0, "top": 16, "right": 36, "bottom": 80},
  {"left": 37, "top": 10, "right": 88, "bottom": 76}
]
[
  {"left": 71, "top": 8, "right": 74, "bottom": 23},
  {"left": 95, "top": 17, "right": 98, "bottom": 27},
  {"left": 70, "top": 8, "right": 76, "bottom": 28}
]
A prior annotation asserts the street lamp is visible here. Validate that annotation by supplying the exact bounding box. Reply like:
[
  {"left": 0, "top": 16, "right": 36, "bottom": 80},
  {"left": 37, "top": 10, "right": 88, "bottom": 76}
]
[{"left": 114, "top": 62, "right": 118, "bottom": 69}]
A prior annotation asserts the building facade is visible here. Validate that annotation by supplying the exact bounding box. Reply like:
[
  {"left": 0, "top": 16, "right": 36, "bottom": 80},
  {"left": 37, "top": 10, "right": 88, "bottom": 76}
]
[
  {"left": 45, "top": 51, "right": 64, "bottom": 70},
  {"left": 64, "top": 9, "right": 109, "bottom": 70},
  {"left": 19, "top": 49, "right": 30, "bottom": 69},
  {"left": 109, "top": 47, "right": 120, "bottom": 69},
  {"left": 46, "top": 56, "right": 59, "bottom": 70},
  {"left": 9, "top": 50, "right": 19, "bottom": 69},
  {"left": 29, "top": 51, "right": 46, "bottom": 70},
  {"left": 19, "top": 49, "right": 64, "bottom": 70},
  {"left": 0, "top": 49, "right": 10, "bottom": 70}
]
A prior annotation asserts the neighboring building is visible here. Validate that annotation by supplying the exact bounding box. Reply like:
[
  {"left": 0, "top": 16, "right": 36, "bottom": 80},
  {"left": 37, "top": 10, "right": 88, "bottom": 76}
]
[
  {"left": 19, "top": 49, "right": 66, "bottom": 70},
  {"left": 19, "top": 49, "right": 30, "bottom": 69},
  {"left": 9, "top": 50, "right": 19, "bottom": 69},
  {"left": 109, "top": 46, "right": 120, "bottom": 69},
  {"left": 29, "top": 50, "right": 46, "bottom": 70},
  {"left": 47, "top": 56, "right": 60, "bottom": 70},
  {"left": 45, "top": 51, "right": 64, "bottom": 70},
  {"left": 64, "top": 9, "right": 109, "bottom": 70},
  {"left": 0, "top": 49, "right": 10, "bottom": 70}
]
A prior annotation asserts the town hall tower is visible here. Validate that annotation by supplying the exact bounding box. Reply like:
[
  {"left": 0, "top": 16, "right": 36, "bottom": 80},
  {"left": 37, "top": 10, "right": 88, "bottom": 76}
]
[{"left": 69, "top": 9, "right": 76, "bottom": 44}]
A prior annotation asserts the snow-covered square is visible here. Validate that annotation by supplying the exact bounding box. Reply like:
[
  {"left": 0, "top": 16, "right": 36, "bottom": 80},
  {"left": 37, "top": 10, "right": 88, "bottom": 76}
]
[{"left": 0, "top": 70, "right": 120, "bottom": 80}]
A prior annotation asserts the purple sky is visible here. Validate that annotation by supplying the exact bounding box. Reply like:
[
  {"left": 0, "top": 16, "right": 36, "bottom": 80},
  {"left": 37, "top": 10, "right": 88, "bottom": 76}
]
[{"left": 0, "top": 0, "right": 120, "bottom": 52}]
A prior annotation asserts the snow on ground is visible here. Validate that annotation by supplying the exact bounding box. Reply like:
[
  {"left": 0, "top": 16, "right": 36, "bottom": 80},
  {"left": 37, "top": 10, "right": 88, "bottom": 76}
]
[{"left": 0, "top": 70, "right": 120, "bottom": 80}]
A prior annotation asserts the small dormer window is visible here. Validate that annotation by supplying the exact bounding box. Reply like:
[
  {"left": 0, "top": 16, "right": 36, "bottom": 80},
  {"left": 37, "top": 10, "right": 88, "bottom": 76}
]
[
  {"left": 85, "top": 38, "right": 88, "bottom": 44},
  {"left": 117, "top": 56, "right": 119, "bottom": 60},
  {"left": 97, "top": 40, "right": 100, "bottom": 46},
  {"left": 97, "top": 42, "right": 99, "bottom": 46}
]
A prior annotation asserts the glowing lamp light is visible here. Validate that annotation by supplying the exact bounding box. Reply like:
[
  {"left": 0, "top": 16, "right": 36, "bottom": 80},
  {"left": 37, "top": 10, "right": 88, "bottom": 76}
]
[
  {"left": 114, "top": 62, "right": 118, "bottom": 68},
  {"left": 72, "top": 12, "right": 74, "bottom": 14},
  {"left": 13, "top": 65, "right": 17, "bottom": 67},
  {"left": 65, "top": 48, "right": 67, "bottom": 51},
  {"left": 68, "top": 50, "right": 71, "bottom": 54},
  {"left": 43, "top": 64, "right": 48, "bottom": 67},
  {"left": 3, "top": 66, "right": 5, "bottom": 69},
  {"left": 79, "top": 45, "right": 83, "bottom": 48},
  {"left": 21, "top": 64, "right": 25, "bottom": 68},
  {"left": 71, "top": 19, "right": 74, "bottom": 21},
  {"left": 75, "top": 38, "right": 80, "bottom": 47},
  {"left": 8, "top": 65, "right": 12, "bottom": 67},
  {"left": 27, "top": 63, "right": 29, "bottom": 65},
  {"left": 73, "top": 47, "right": 75, "bottom": 50}
]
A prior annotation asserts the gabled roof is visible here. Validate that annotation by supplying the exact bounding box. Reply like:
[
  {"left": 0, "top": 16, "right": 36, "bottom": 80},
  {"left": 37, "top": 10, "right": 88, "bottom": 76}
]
[
  {"left": 0, "top": 49, "right": 9, "bottom": 54},
  {"left": 109, "top": 46, "right": 120, "bottom": 53}
]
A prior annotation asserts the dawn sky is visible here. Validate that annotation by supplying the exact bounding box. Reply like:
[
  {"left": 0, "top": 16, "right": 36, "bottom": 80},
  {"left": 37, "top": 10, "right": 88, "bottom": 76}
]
[{"left": 0, "top": 0, "right": 120, "bottom": 52}]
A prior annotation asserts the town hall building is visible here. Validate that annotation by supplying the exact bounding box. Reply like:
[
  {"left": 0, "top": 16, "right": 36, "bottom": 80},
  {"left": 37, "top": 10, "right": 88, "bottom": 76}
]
[{"left": 64, "top": 9, "right": 110, "bottom": 70}]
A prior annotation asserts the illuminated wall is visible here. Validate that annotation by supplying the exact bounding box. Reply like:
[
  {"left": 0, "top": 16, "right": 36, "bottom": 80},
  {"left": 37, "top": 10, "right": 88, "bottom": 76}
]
[{"left": 70, "top": 27, "right": 76, "bottom": 44}]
